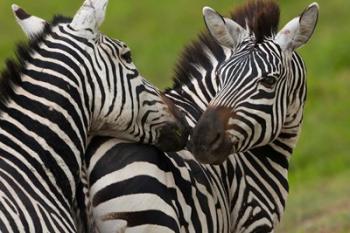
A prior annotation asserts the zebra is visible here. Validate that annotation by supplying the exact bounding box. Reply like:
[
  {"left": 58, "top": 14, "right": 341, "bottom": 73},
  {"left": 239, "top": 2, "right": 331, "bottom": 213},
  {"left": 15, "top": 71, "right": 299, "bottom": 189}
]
[
  {"left": 0, "top": 0, "right": 189, "bottom": 232},
  {"left": 76, "top": 1, "right": 320, "bottom": 233}
]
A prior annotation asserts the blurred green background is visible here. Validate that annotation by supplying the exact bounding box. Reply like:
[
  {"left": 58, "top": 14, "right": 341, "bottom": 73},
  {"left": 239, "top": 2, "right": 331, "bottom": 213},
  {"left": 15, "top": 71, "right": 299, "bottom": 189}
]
[{"left": 0, "top": 0, "right": 349, "bottom": 232}]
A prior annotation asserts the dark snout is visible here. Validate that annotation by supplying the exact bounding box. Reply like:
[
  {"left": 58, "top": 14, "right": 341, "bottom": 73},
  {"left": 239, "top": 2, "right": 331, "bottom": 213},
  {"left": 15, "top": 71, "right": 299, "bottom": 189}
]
[
  {"left": 156, "top": 120, "right": 189, "bottom": 152},
  {"left": 155, "top": 95, "right": 190, "bottom": 152},
  {"left": 190, "top": 107, "right": 234, "bottom": 164}
]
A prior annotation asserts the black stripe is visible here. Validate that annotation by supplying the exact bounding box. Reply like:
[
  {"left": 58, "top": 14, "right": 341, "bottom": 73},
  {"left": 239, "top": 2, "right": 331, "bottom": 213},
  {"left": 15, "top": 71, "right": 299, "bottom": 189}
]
[
  {"left": 0, "top": 117, "right": 74, "bottom": 202},
  {"left": 0, "top": 137, "right": 71, "bottom": 218},
  {"left": 107, "top": 210, "right": 179, "bottom": 232}
]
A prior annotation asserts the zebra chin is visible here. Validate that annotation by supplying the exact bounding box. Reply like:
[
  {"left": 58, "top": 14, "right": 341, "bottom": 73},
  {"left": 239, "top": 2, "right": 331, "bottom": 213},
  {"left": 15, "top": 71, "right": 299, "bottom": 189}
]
[
  {"left": 190, "top": 106, "right": 238, "bottom": 164},
  {"left": 190, "top": 135, "right": 237, "bottom": 165}
]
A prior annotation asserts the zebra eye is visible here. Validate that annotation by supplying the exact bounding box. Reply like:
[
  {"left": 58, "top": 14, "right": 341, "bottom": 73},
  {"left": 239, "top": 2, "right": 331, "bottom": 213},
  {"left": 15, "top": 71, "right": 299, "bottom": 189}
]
[
  {"left": 261, "top": 75, "right": 277, "bottom": 88},
  {"left": 121, "top": 51, "right": 132, "bottom": 63}
]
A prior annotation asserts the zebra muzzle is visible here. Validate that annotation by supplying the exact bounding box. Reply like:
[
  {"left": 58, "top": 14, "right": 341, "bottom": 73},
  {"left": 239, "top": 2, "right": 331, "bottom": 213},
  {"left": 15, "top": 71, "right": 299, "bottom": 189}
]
[
  {"left": 155, "top": 120, "right": 190, "bottom": 152},
  {"left": 155, "top": 94, "right": 190, "bottom": 152},
  {"left": 190, "top": 106, "right": 235, "bottom": 164}
]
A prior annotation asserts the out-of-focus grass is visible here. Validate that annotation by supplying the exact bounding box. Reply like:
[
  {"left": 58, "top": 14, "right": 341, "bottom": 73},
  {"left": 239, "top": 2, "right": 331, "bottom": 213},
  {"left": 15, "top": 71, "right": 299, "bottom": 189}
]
[
  {"left": 278, "top": 170, "right": 350, "bottom": 233},
  {"left": 0, "top": 0, "right": 237, "bottom": 87},
  {"left": 0, "top": 1, "right": 349, "bottom": 232}
]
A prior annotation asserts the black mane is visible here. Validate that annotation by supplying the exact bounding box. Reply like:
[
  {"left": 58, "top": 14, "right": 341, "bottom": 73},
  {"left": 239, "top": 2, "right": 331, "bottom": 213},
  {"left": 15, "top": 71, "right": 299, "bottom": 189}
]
[
  {"left": 0, "top": 15, "right": 71, "bottom": 105},
  {"left": 168, "top": 0, "right": 280, "bottom": 91},
  {"left": 231, "top": 0, "right": 280, "bottom": 43},
  {"left": 168, "top": 32, "right": 226, "bottom": 91}
]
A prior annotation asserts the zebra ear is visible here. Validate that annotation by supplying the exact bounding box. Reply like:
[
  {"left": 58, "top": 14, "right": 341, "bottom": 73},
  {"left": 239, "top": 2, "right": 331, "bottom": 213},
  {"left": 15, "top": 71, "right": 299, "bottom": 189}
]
[
  {"left": 275, "top": 2, "right": 319, "bottom": 51},
  {"left": 12, "top": 4, "right": 47, "bottom": 39},
  {"left": 70, "top": 0, "right": 109, "bottom": 33},
  {"left": 203, "top": 6, "right": 247, "bottom": 49}
]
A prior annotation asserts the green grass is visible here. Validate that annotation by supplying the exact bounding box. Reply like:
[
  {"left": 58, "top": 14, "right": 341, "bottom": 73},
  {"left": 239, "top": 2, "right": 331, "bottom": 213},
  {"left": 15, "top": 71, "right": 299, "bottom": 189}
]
[
  {"left": 278, "top": 170, "right": 350, "bottom": 233},
  {"left": 0, "top": 0, "right": 238, "bottom": 87},
  {"left": 1, "top": 1, "right": 349, "bottom": 232}
]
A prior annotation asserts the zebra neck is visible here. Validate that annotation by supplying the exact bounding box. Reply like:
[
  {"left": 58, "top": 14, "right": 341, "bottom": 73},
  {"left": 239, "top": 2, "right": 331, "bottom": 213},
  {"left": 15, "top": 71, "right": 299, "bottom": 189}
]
[
  {"left": 225, "top": 121, "right": 303, "bottom": 229},
  {"left": 164, "top": 85, "right": 214, "bottom": 128},
  {"left": 0, "top": 72, "right": 88, "bottom": 204}
]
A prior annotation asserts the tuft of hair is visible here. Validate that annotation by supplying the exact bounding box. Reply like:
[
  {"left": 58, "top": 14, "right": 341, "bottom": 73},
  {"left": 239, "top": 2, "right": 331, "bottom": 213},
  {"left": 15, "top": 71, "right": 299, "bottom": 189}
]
[
  {"left": 167, "top": 0, "right": 280, "bottom": 90},
  {"left": 0, "top": 15, "right": 71, "bottom": 106},
  {"left": 168, "top": 32, "right": 226, "bottom": 91},
  {"left": 230, "top": 0, "right": 280, "bottom": 43}
]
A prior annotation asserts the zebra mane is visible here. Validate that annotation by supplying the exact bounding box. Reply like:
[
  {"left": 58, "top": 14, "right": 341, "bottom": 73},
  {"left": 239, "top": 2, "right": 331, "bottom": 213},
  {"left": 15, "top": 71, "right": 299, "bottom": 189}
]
[
  {"left": 168, "top": 31, "right": 225, "bottom": 91},
  {"left": 169, "top": 0, "right": 280, "bottom": 90},
  {"left": 0, "top": 15, "right": 71, "bottom": 104},
  {"left": 230, "top": 0, "right": 280, "bottom": 43}
]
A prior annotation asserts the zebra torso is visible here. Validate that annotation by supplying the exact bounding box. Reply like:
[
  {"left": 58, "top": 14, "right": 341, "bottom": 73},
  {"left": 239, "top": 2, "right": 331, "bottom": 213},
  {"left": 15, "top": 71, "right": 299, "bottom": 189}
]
[{"left": 86, "top": 138, "right": 231, "bottom": 233}]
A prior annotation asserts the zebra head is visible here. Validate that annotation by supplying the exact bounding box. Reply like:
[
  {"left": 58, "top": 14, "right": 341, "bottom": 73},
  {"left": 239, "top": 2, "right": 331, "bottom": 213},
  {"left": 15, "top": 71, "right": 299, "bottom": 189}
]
[
  {"left": 11, "top": 0, "right": 189, "bottom": 152},
  {"left": 191, "top": 2, "right": 319, "bottom": 164}
]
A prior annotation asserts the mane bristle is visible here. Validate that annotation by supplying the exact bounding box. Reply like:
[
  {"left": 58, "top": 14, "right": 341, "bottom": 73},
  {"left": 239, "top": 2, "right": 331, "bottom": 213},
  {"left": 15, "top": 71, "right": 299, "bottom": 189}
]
[
  {"left": 168, "top": 0, "right": 280, "bottom": 90},
  {"left": 231, "top": 0, "right": 280, "bottom": 42},
  {"left": 167, "top": 32, "right": 225, "bottom": 91},
  {"left": 0, "top": 15, "right": 71, "bottom": 105}
]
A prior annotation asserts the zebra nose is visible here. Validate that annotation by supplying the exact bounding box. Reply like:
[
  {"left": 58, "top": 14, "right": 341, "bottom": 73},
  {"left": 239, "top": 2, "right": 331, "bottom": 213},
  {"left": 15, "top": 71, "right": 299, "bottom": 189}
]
[
  {"left": 191, "top": 110, "right": 225, "bottom": 150},
  {"left": 190, "top": 107, "right": 233, "bottom": 164},
  {"left": 155, "top": 94, "right": 190, "bottom": 152},
  {"left": 156, "top": 120, "right": 190, "bottom": 152}
]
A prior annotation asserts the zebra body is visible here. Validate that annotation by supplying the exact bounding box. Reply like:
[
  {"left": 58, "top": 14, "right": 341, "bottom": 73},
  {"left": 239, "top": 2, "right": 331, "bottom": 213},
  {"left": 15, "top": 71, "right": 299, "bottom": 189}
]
[
  {"left": 0, "top": 1, "right": 188, "bottom": 232},
  {"left": 86, "top": 138, "right": 230, "bottom": 233},
  {"left": 83, "top": 1, "right": 319, "bottom": 232}
]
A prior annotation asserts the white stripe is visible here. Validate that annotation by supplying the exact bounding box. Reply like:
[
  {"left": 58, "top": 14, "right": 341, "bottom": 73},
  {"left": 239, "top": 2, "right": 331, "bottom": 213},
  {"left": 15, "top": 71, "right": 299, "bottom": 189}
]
[
  {"left": 0, "top": 139, "right": 69, "bottom": 215},
  {"left": 8, "top": 96, "right": 81, "bottom": 169},
  {"left": 0, "top": 178, "right": 27, "bottom": 232},
  {"left": 17, "top": 81, "right": 85, "bottom": 151},
  {"left": 0, "top": 158, "right": 73, "bottom": 229},
  {"left": 1, "top": 110, "right": 76, "bottom": 198}
]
